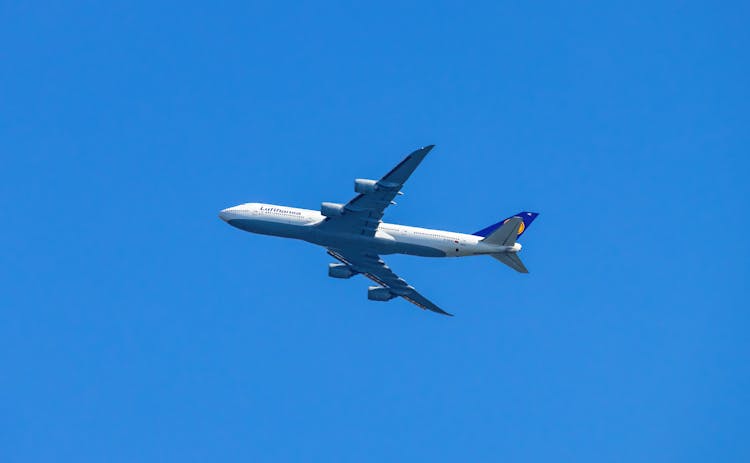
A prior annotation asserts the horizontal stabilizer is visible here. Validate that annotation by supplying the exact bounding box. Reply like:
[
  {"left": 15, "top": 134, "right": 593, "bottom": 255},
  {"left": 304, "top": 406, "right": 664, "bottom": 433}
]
[
  {"left": 483, "top": 216, "right": 523, "bottom": 246},
  {"left": 491, "top": 253, "right": 529, "bottom": 273}
]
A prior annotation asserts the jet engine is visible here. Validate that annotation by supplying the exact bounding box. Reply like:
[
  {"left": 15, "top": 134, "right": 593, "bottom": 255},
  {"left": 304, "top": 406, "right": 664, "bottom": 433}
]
[
  {"left": 354, "top": 178, "right": 378, "bottom": 194},
  {"left": 328, "top": 263, "right": 356, "bottom": 279},
  {"left": 367, "top": 286, "right": 396, "bottom": 301},
  {"left": 320, "top": 202, "right": 344, "bottom": 217}
]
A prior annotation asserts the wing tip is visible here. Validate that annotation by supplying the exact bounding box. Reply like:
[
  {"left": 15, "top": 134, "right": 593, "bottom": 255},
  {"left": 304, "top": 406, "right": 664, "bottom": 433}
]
[{"left": 424, "top": 306, "right": 454, "bottom": 317}]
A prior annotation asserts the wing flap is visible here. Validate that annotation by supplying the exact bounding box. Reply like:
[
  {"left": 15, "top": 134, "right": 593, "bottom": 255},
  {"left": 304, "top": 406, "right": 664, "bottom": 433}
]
[{"left": 402, "top": 292, "right": 454, "bottom": 316}]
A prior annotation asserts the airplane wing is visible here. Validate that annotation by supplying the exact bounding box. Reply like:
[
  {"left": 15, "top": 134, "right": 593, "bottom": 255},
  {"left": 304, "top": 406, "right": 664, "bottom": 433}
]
[
  {"left": 320, "top": 145, "right": 434, "bottom": 236},
  {"left": 327, "top": 248, "right": 453, "bottom": 316}
]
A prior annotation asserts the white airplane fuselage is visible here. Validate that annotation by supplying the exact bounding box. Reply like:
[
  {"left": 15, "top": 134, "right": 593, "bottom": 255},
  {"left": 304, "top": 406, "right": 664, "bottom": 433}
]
[{"left": 219, "top": 202, "right": 520, "bottom": 257}]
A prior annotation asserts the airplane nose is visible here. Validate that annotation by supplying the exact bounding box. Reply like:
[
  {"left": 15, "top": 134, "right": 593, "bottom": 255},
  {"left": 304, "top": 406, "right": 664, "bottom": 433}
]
[{"left": 219, "top": 208, "right": 231, "bottom": 222}]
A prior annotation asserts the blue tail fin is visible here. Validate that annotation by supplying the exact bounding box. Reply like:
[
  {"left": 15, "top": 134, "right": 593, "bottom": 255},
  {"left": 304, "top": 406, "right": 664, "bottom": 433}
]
[{"left": 473, "top": 211, "right": 539, "bottom": 239}]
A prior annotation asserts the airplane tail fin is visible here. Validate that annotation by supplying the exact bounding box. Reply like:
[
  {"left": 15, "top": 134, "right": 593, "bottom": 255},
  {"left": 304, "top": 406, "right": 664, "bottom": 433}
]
[
  {"left": 474, "top": 211, "right": 538, "bottom": 274},
  {"left": 491, "top": 252, "right": 529, "bottom": 273},
  {"left": 473, "top": 211, "right": 539, "bottom": 241}
]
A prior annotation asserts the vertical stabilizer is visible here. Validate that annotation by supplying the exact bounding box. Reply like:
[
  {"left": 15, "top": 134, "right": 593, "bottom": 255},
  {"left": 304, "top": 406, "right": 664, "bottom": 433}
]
[{"left": 473, "top": 212, "right": 539, "bottom": 239}]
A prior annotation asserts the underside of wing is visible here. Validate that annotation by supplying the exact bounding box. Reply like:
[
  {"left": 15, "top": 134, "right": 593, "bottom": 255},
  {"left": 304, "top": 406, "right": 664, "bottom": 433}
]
[
  {"left": 320, "top": 145, "right": 434, "bottom": 236},
  {"left": 327, "top": 249, "right": 453, "bottom": 316},
  {"left": 399, "top": 291, "right": 453, "bottom": 317}
]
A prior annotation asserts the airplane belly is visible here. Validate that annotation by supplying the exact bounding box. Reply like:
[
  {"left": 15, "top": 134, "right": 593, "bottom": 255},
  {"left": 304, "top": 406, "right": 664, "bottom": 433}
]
[
  {"left": 390, "top": 241, "right": 446, "bottom": 257},
  {"left": 373, "top": 229, "right": 444, "bottom": 257},
  {"left": 227, "top": 218, "right": 310, "bottom": 239},
  {"left": 378, "top": 233, "right": 445, "bottom": 257},
  {"left": 310, "top": 229, "right": 446, "bottom": 257}
]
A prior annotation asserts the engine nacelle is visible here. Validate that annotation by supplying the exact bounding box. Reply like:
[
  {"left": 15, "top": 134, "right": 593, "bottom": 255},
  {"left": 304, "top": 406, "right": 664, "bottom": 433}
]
[
  {"left": 328, "top": 263, "right": 356, "bottom": 279},
  {"left": 354, "top": 178, "right": 378, "bottom": 194},
  {"left": 320, "top": 202, "right": 344, "bottom": 217},
  {"left": 367, "top": 286, "right": 396, "bottom": 302}
]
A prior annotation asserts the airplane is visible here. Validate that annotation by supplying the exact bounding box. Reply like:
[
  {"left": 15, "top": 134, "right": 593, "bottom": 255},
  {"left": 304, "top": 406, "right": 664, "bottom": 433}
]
[{"left": 219, "top": 145, "right": 538, "bottom": 316}]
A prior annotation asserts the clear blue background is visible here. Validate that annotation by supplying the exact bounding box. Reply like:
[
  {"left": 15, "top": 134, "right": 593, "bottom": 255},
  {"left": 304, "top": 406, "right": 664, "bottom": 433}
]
[{"left": 2, "top": 1, "right": 748, "bottom": 461}]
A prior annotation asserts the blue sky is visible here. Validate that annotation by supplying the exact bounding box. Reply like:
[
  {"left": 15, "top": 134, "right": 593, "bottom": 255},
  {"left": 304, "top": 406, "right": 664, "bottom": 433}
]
[{"left": 2, "top": 1, "right": 748, "bottom": 461}]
